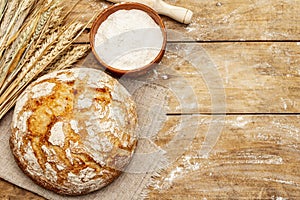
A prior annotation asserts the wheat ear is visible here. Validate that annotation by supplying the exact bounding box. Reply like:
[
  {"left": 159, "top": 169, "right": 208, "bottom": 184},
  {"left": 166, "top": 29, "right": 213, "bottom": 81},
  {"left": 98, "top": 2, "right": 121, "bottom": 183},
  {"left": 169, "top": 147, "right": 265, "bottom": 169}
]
[
  {"left": 34, "top": 5, "right": 54, "bottom": 40},
  {"left": 34, "top": 22, "right": 84, "bottom": 71},
  {"left": 47, "top": 44, "right": 90, "bottom": 72},
  {"left": 48, "top": 6, "right": 63, "bottom": 31},
  {"left": 2, "top": 5, "right": 40, "bottom": 48},
  {"left": 22, "top": 4, "right": 58, "bottom": 65},
  {"left": 13, "top": 4, "right": 61, "bottom": 75},
  {"left": 18, "top": 20, "right": 91, "bottom": 92}
]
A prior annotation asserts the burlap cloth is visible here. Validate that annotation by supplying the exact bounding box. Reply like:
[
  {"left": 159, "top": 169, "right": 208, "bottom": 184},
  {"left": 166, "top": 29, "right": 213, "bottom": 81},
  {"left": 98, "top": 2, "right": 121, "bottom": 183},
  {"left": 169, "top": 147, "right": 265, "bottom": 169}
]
[{"left": 0, "top": 78, "right": 169, "bottom": 200}]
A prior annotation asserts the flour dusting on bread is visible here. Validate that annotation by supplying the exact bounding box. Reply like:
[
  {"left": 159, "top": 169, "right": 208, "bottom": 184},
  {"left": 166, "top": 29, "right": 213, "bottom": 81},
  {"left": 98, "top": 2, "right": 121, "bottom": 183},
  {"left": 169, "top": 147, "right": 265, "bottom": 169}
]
[{"left": 10, "top": 68, "right": 138, "bottom": 195}]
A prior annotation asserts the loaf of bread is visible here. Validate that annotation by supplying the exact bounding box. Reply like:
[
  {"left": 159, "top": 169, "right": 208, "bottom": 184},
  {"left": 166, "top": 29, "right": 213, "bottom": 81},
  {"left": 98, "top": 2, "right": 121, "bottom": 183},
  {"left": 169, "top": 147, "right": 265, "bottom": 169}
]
[{"left": 10, "top": 68, "right": 138, "bottom": 195}]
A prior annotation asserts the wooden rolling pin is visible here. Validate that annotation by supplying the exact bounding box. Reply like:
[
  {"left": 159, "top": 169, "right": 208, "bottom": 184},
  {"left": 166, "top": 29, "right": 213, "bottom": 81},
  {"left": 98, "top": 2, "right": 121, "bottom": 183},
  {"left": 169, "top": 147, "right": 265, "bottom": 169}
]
[{"left": 106, "top": 0, "right": 193, "bottom": 24}]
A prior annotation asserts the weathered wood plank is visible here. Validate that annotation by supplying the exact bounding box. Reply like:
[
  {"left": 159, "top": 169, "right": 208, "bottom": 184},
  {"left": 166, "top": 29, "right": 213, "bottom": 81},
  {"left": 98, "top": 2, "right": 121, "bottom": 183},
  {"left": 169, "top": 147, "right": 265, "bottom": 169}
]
[
  {"left": 163, "top": 42, "right": 300, "bottom": 113},
  {"left": 67, "top": 0, "right": 300, "bottom": 42},
  {"left": 164, "top": 0, "right": 300, "bottom": 41},
  {"left": 149, "top": 115, "right": 300, "bottom": 199},
  {"left": 77, "top": 42, "right": 300, "bottom": 114}
]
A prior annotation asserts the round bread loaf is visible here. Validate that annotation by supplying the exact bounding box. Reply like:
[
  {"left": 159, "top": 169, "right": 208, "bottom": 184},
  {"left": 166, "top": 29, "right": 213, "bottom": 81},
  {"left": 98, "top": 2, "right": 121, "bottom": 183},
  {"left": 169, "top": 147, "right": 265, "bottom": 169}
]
[{"left": 10, "top": 68, "right": 138, "bottom": 195}]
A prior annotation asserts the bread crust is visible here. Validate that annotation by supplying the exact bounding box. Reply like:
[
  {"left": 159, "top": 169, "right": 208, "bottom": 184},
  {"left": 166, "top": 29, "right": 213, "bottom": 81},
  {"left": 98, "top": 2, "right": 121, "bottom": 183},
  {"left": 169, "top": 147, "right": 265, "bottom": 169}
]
[{"left": 10, "top": 68, "right": 137, "bottom": 195}]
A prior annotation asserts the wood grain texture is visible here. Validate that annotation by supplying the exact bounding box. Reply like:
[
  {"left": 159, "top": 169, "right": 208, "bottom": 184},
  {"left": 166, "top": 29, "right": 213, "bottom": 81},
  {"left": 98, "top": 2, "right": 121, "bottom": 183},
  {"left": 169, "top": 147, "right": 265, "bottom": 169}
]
[
  {"left": 164, "top": 42, "right": 300, "bottom": 113},
  {"left": 69, "top": 0, "right": 300, "bottom": 42},
  {"left": 149, "top": 115, "right": 300, "bottom": 199},
  {"left": 163, "top": 0, "right": 300, "bottom": 41}
]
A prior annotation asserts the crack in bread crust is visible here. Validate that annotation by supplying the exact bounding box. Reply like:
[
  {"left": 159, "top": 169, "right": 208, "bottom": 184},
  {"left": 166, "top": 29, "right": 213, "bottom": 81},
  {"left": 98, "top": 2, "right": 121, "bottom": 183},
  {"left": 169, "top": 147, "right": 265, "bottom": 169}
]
[{"left": 10, "top": 68, "right": 138, "bottom": 196}]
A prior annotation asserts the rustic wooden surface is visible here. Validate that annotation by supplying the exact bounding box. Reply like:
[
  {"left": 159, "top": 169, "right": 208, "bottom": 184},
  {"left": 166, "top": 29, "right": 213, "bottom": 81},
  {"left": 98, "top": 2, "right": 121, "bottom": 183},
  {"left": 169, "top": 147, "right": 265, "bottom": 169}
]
[{"left": 1, "top": 0, "right": 300, "bottom": 199}]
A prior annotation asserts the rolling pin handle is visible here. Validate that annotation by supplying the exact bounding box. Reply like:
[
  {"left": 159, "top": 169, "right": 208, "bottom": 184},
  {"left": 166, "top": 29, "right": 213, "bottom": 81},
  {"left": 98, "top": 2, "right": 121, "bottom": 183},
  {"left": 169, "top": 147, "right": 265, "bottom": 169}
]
[
  {"left": 158, "top": 0, "right": 193, "bottom": 24},
  {"left": 106, "top": 0, "right": 193, "bottom": 24}
]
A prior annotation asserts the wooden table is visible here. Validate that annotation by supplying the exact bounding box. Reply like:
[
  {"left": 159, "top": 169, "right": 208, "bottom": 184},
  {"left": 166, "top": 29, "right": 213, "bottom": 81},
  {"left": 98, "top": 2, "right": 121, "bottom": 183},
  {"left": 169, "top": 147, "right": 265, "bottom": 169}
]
[{"left": 1, "top": 0, "right": 300, "bottom": 199}]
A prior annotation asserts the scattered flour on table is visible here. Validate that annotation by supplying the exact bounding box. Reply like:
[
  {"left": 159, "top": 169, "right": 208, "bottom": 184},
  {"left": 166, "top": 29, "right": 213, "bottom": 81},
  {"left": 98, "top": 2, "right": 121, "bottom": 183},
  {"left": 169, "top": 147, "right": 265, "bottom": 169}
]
[
  {"left": 151, "top": 155, "right": 200, "bottom": 190},
  {"left": 274, "top": 197, "right": 287, "bottom": 200},
  {"left": 95, "top": 9, "right": 163, "bottom": 70},
  {"left": 231, "top": 116, "right": 250, "bottom": 128}
]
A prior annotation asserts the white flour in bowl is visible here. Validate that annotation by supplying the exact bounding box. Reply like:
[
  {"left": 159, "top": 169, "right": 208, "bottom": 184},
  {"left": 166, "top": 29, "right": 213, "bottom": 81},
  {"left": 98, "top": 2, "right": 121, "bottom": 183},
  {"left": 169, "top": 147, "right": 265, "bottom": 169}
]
[{"left": 94, "top": 9, "right": 164, "bottom": 70}]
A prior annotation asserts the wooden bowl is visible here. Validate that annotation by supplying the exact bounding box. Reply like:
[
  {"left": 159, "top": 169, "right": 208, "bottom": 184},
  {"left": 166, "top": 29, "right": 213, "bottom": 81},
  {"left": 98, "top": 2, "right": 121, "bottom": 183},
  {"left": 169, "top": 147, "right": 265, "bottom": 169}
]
[{"left": 90, "top": 2, "right": 167, "bottom": 77}]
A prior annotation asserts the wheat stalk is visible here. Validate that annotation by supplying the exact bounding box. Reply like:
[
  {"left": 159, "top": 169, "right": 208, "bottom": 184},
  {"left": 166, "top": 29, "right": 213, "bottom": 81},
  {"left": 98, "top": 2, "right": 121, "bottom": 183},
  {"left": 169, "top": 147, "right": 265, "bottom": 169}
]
[
  {"left": 11, "top": 0, "right": 35, "bottom": 33},
  {"left": 26, "top": 31, "right": 60, "bottom": 72},
  {"left": 0, "top": 30, "right": 59, "bottom": 102},
  {"left": 0, "top": 0, "right": 19, "bottom": 36},
  {"left": 45, "top": 0, "right": 55, "bottom": 7},
  {"left": 0, "top": 0, "right": 7, "bottom": 23},
  {"left": 0, "top": 19, "right": 37, "bottom": 90},
  {"left": 0, "top": 0, "right": 19, "bottom": 58},
  {"left": 0, "top": 10, "right": 54, "bottom": 95},
  {"left": 0, "top": 90, "right": 19, "bottom": 120},
  {"left": 27, "top": 0, "right": 77, "bottom": 55},
  {"left": 43, "top": 0, "right": 80, "bottom": 36},
  {"left": 0, "top": 17, "right": 40, "bottom": 95},
  {"left": 0, "top": 10, "right": 41, "bottom": 85},
  {"left": 0, "top": 0, "right": 35, "bottom": 57}
]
